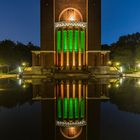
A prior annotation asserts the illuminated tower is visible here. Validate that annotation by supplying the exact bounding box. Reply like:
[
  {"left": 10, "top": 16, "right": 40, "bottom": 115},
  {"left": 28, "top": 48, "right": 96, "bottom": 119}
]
[{"left": 32, "top": 0, "right": 110, "bottom": 73}]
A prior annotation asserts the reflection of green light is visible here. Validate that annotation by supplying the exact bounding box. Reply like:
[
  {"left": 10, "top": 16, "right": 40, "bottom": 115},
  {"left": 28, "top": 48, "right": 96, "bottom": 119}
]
[
  {"left": 80, "top": 98, "right": 85, "bottom": 118},
  {"left": 74, "top": 98, "right": 79, "bottom": 119},
  {"left": 63, "top": 30, "right": 67, "bottom": 53},
  {"left": 80, "top": 31, "right": 85, "bottom": 52},
  {"left": 57, "top": 31, "right": 61, "bottom": 53},
  {"left": 63, "top": 98, "right": 68, "bottom": 119},
  {"left": 68, "top": 30, "right": 73, "bottom": 52},
  {"left": 74, "top": 30, "right": 79, "bottom": 52},
  {"left": 57, "top": 98, "right": 85, "bottom": 119},
  {"left": 57, "top": 98, "right": 62, "bottom": 119},
  {"left": 69, "top": 98, "right": 73, "bottom": 119}
]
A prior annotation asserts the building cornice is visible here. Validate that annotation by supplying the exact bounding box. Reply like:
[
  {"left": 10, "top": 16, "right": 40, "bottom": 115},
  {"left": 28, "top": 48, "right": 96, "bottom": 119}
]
[{"left": 55, "top": 21, "right": 87, "bottom": 28}]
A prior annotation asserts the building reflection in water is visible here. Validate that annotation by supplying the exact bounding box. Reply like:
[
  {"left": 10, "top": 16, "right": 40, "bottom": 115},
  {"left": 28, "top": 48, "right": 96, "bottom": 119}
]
[{"left": 32, "top": 79, "right": 109, "bottom": 140}]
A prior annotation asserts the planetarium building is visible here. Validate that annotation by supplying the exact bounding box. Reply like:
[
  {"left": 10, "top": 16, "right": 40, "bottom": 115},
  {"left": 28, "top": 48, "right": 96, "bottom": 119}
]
[{"left": 31, "top": 0, "right": 111, "bottom": 76}]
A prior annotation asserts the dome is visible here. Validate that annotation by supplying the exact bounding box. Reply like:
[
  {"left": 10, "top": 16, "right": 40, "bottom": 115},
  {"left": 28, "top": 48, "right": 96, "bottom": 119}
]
[
  {"left": 60, "top": 127, "right": 82, "bottom": 139},
  {"left": 59, "top": 8, "right": 83, "bottom": 22}
]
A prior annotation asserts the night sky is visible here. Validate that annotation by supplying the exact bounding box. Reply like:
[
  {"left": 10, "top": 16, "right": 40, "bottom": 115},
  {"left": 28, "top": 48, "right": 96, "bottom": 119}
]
[{"left": 0, "top": 0, "right": 139, "bottom": 46}]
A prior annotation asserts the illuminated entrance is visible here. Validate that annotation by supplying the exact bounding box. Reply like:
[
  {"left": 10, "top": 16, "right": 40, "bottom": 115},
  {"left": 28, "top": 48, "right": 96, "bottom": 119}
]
[
  {"left": 30, "top": 0, "right": 112, "bottom": 76},
  {"left": 55, "top": 8, "right": 87, "bottom": 70}
]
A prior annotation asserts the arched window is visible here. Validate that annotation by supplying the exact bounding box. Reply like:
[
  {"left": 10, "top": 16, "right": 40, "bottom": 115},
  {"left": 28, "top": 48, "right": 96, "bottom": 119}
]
[{"left": 59, "top": 8, "right": 83, "bottom": 22}]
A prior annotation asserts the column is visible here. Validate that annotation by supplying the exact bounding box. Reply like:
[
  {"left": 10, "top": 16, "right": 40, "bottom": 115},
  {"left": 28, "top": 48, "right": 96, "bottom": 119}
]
[
  {"left": 73, "top": 30, "right": 79, "bottom": 69},
  {"left": 57, "top": 29, "right": 61, "bottom": 68},
  {"left": 80, "top": 29, "right": 85, "bottom": 69},
  {"left": 67, "top": 30, "right": 73, "bottom": 69}
]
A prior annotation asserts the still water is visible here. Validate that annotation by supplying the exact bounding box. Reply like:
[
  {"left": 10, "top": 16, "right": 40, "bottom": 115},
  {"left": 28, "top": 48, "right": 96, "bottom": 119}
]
[{"left": 0, "top": 78, "right": 140, "bottom": 140}]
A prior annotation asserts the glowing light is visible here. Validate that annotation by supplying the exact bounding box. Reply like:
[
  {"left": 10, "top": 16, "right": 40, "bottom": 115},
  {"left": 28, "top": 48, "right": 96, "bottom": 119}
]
[
  {"left": 18, "top": 79, "right": 22, "bottom": 85},
  {"left": 18, "top": 67, "right": 22, "bottom": 73},
  {"left": 107, "top": 61, "right": 112, "bottom": 65},
  {"left": 67, "top": 52, "right": 69, "bottom": 67},
  {"left": 55, "top": 22, "right": 87, "bottom": 28},
  {"left": 120, "top": 66, "right": 123, "bottom": 73},
  {"left": 137, "top": 80, "right": 140, "bottom": 85},
  {"left": 115, "top": 84, "right": 119, "bottom": 88},
  {"left": 22, "top": 84, "right": 27, "bottom": 88},
  {"left": 67, "top": 83, "right": 69, "bottom": 98},
  {"left": 61, "top": 52, "right": 63, "bottom": 67},
  {"left": 73, "top": 83, "right": 75, "bottom": 98},
  {"left": 78, "top": 52, "right": 81, "bottom": 67},
  {"left": 22, "top": 62, "right": 26, "bottom": 66},
  {"left": 108, "top": 84, "right": 111, "bottom": 88},
  {"left": 116, "top": 62, "right": 120, "bottom": 66},
  {"left": 120, "top": 78, "right": 123, "bottom": 85},
  {"left": 69, "top": 15, "right": 75, "bottom": 21},
  {"left": 73, "top": 52, "right": 75, "bottom": 67},
  {"left": 137, "top": 63, "right": 140, "bottom": 68}
]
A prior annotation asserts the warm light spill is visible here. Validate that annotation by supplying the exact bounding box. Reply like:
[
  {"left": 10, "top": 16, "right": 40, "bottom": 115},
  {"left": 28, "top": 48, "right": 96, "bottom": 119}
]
[
  {"left": 61, "top": 83, "right": 64, "bottom": 98},
  {"left": 61, "top": 51, "right": 63, "bottom": 67},
  {"left": 79, "top": 51, "right": 81, "bottom": 67},
  {"left": 73, "top": 51, "right": 75, "bottom": 66},
  {"left": 73, "top": 83, "right": 75, "bottom": 98},
  {"left": 67, "top": 51, "right": 69, "bottom": 67},
  {"left": 78, "top": 83, "right": 81, "bottom": 99},
  {"left": 69, "top": 15, "right": 75, "bottom": 21},
  {"left": 67, "top": 83, "right": 69, "bottom": 98}
]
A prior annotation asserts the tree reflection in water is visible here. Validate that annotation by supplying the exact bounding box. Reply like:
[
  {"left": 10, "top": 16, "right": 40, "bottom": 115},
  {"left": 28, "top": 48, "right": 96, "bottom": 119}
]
[{"left": 0, "top": 78, "right": 140, "bottom": 139}]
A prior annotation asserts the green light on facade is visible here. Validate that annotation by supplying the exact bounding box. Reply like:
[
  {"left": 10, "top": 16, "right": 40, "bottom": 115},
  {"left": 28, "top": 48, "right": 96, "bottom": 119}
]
[
  {"left": 57, "top": 31, "right": 61, "bottom": 53},
  {"left": 80, "top": 98, "right": 85, "bottom": 118},
  {"left": 69, "top": 98, "right": 73, "bottom": 119},
  {"left": 68, "top": 30, "right": 73, "bottom": 52},
  {"left": 63, "top": 98, "right": 68, "bottom": 119},
  {"left": 63, "top": 30, "right": 67, "bottom": 53},
  {"left": 74, "top": 30, "right": 79, "bottom": 52},
  {"left": 57, "top": 98, "right": 62, "bottom": 119},
  {"left": 74, "top": 98, "right": 79, "bottom": 119},
  {"left": 80, "top": 31, "right": 85, "bottom": 52}
]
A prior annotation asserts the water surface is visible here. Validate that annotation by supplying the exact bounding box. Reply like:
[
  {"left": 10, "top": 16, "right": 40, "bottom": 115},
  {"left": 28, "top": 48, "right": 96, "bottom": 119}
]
[{"left": 0, "top": 78, "right": 140, "bottom": 140}]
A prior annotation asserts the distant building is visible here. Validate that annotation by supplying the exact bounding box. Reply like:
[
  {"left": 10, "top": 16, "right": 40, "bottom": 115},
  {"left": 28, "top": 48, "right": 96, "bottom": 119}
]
[{"left": 31, "top": 0, "right": 110, "bottom": 75}]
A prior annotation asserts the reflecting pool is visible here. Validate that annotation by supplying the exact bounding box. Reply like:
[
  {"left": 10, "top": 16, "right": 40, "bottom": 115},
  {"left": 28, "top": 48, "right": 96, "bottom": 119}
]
[{"left": 0, "top": 78, "right": 140, "bottom": 140}]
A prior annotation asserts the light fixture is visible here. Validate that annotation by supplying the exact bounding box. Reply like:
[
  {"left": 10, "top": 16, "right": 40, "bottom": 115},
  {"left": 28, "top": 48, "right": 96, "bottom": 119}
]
[{"left": 69, "top": 15, "right": 75, "bottom": 21}]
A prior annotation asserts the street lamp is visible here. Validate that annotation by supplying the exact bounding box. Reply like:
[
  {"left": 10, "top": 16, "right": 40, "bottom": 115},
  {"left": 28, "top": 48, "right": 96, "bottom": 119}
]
[
  {"left": 116, "top": 62, "right": 120, "bottom": 66},
  {"left": 107, "top": 61, "right": 112, "bottom": 66},
  {"left": 22, "top": 62, "right": 26, "bottom": 67}
]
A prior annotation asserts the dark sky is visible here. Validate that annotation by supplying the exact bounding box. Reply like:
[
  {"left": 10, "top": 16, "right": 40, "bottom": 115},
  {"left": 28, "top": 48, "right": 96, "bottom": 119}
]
[{"left": 0, "top": 0, "right": 139, "bottom": 46}]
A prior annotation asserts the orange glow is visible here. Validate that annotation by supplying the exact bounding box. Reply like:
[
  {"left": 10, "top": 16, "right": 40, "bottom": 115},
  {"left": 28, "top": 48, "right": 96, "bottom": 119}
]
[
  {"left": 73, "top": 51, "right": 75, "bottom": 67},
  {"left": 61, "top": 83, "right": 64, "bottom": 98},
  {"left": 67, "top": 83, "right": 69, "bottom": 98},
  {"left": 83, "top": 52, "right": 85, "bottom": 66},
  {"left": 78, "top": 51, "right": 81, "bottom": 67},
  {"left": 59, "top": 8, "right": 83, "bottom": 22},
  {"left": 78, "top": 82, "right": 81, "bottom": 99},
  {"left": 61, "top": 51, "right": 63, "bottom": 67},
  {"left": 67, "top": 51, "right": 69, "bottom": 67},
  {"left": 73, "top": 83, "right": 75, "bottom": 98},
  {"left": 60, "top": 127, "right": 83, "bottom": 139},
  {"left": 69, "top": 15, "right": 75, "bottom": 21},
  {"left": 86, "top": 51, "right": 88, "bottom": 66}
]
